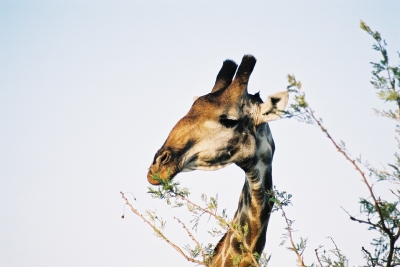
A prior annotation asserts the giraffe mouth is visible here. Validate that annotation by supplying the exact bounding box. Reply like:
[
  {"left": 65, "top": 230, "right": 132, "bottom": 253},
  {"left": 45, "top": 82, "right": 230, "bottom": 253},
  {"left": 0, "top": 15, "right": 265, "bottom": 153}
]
[{"left": 147, "top": 164, "right": 179, "bottom": 185}]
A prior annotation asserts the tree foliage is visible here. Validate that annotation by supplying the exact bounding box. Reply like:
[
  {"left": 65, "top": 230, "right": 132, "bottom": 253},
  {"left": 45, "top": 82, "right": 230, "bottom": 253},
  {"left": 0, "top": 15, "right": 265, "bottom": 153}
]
[{"left": 282, "top": 21, "right": 400, "bottom": 267}]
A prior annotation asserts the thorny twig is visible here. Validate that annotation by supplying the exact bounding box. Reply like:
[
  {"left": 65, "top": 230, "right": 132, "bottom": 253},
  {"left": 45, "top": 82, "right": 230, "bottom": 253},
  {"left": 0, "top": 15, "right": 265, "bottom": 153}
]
[
  {"left": 174, "top": 217, "right": 206, "bottom": 261},
  {"left": 279, "top": 204, "right": 306, "bottom": 267},
  {"left": 120, "top": 191, "right": 204, "bottom": 265}
]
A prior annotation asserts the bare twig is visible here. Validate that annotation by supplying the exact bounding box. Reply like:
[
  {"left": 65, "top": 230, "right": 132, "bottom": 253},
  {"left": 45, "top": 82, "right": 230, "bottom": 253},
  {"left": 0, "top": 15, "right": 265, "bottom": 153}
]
[
  {"left": 362, "top": 246, "right": 376, "bottom": 266},
  {"left": 341, "top": 207, "right": 380, "bottom": 229},
  {"left": 390, "top": 189, "right": 399, "bottom": 198},
  {"left": 314, "top": 245, "right": 324, "bottom": 267},
  {"left": 327, "top": 237, "right": 338, "bottom": 252}
]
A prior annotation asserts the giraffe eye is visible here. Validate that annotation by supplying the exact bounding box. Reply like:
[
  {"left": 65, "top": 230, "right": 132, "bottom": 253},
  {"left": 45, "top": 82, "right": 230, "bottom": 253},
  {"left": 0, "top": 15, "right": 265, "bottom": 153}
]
[{"left": 219, "top": 116, "right": 238, "bottom": 128}]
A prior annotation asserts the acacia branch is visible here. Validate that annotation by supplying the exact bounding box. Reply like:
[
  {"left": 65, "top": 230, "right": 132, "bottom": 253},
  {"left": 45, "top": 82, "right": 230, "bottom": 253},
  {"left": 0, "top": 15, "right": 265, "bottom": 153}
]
[
  {"left": 306, "top": 107, "right": 400, "bottom": 267},
  {"left": 174, "top": 217, "right": 206, "bottom": 261},
  {"left": 279, "top": 204, "right": 306, "bottom": 267},
  {"left": 120, "top": 191, "right": 204, "bottom": 265},
  {"left": 175, "top": 194, "right": 260, "bottom": 267},
  {"left": 306, "top": 108, "right": 391, "bottom": 237},
  {"left": 124, "top": 187, "right": 260, "bottom": 267},
  {"left": 288, "top": 81, "right": 399, "bottom": 266}
]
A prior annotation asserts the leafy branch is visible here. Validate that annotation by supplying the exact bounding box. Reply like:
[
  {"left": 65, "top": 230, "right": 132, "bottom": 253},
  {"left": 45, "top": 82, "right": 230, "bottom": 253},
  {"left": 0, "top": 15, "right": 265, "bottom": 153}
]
[
  {"left": 149, "top": 175, "right": 262, "bottom": 267},
  {"left": 120, "top": 191, "right": 203, "bottom": 265},
  {"left": 360, "top": 20, "right": 400, "bottom": 119},
  {"left": 123, "top": 173, "right": 266, "bottom": 267},
  {"left": 283, "top": 21, "right": 400, "bottom": 267},
  {"left": 270, "top": 189, "right": 306, "bottom": 267},
  {"left": 270, "top": 188, "right": 348, "bottom": 267}
]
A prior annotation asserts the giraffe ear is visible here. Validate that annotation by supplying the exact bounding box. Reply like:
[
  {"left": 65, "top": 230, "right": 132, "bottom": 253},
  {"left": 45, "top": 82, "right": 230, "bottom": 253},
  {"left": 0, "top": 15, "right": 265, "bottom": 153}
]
[{"left": 258, "top": 91, "right": 289, "bottom": 124}]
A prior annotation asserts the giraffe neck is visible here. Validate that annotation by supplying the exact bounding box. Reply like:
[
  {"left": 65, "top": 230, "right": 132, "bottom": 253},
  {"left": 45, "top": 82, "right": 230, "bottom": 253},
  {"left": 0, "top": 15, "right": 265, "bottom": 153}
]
[{"left": 210, "top": 123, "right": 275, "bottom": 267}]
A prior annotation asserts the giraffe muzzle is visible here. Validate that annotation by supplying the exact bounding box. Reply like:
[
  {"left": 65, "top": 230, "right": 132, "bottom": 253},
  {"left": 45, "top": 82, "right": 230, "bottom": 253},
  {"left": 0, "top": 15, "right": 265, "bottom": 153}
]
[{"left": 147, "top": 150, "right": 178, "bottom": 185}]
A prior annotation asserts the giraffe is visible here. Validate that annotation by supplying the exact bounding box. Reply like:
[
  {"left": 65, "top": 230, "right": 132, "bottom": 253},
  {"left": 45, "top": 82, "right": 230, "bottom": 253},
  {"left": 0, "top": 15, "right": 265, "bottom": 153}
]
[{"left": 147, "top": 55, "right": 288, "bottom": 267}]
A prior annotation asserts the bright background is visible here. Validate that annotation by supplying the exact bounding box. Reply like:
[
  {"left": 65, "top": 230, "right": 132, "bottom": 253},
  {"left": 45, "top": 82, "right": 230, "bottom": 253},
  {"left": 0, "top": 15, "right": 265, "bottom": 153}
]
[{"left": 1, "top": 1, "right": 400, "bottom": 266}]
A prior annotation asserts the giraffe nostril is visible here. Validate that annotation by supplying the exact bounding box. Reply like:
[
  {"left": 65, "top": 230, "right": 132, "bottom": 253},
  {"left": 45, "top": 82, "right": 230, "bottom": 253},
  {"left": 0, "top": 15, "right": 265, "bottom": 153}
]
[{"left": 159, "top": 150, "right": 171, "bottom": 165}]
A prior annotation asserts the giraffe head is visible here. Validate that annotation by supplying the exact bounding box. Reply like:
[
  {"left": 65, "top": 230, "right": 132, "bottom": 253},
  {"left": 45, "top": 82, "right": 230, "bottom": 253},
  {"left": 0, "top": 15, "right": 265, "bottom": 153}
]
[{"left": 148, "top": 55, "right": 288, "bottom": 185}]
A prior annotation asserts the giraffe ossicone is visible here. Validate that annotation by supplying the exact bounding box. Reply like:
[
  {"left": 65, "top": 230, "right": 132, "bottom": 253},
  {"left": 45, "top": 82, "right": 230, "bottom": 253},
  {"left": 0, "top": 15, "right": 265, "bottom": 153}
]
[{"left": 147, "top": 55, "right": 288, "bottom": 267}]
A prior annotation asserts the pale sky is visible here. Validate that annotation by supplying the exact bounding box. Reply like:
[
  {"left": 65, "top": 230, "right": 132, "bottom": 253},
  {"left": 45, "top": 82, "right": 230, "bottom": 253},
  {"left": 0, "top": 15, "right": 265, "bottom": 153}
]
[{"left": 1, "top": 1, "right": 400, "bottom": 266}]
